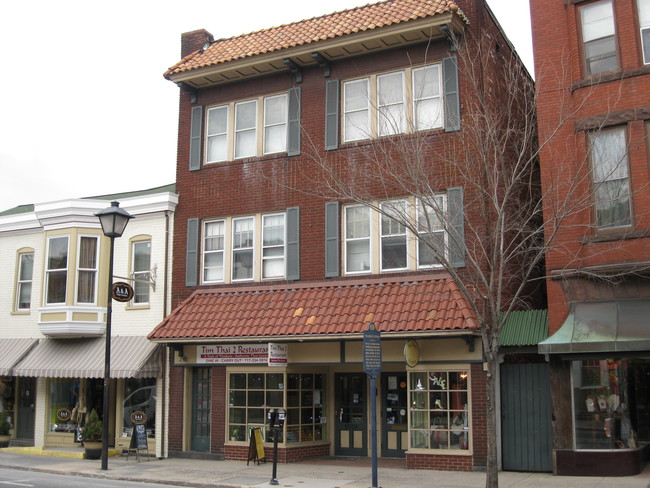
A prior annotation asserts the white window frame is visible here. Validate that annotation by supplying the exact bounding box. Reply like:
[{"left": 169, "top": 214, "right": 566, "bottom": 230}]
[
  {"left": 417, "top": 196, "right": 448, "bottom": 269},
  {"left": 580, "top": 0, "right": 618, "bottom": 75},
  {"left": 262, "top": 213, "right": 286, "bottom": 280},
  {"left": 75, "top": 235, "right": 99, "bottom": 305},
  {"left": 343, "top": 78, "right": 371, "bottom": 142},
  {"left": 380, "top": 200, "right": 409, "bottom": 272},
  {"left": 15, "top": 251, "right": 34, "bottom": 311},
  {"left": 206, "top": 105, "right": 229, "bottom": 163},
  {"left": 45, "top": 236, "right": 69, "bottom": 305},
  {"left": 203, "top": 220, "right": 226, "bottom": 283},
  {"left": 377, "top": 72, "right": 406, "bottom": 137},
  {"left": 638, "top": 0, "right": 650, "bottom": 64},
  {"left": 131, "top": 239, "right": 152, "bottom": 306},
  {"left": 232, "top": 216, "right": 255, "bottom": 282},
  {"left": 412, "top": 64, "right": 443, "bottom": 131},
  {"left": 344, "top": 205, "right": 372, "bottom": 274},
  {"left": 235, "top": 100, "right": 258, "bottom": 159},
  {"left": 263, "top": 94, "right": 288, "bottom": 155},
  {"left": 589, "top": 127, "right": 631, "bottom": 229}
]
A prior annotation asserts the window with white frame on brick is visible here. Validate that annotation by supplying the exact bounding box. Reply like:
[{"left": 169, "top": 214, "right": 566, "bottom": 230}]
[
  {"left": 206, "top": 93, "right": 288, "bottom": 163},
  {"left": 579, "top": 0, "right": 619, "bottom": 76},
  {"left": 589, "top": 126, "right": 631, "bottom": 229},
  {"left": 342, "top": 64, "right": 443, "bottom": 142}
]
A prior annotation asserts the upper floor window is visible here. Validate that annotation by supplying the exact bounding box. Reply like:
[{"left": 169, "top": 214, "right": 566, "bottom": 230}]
[
  {"left": 15, "top": 251, "right": 34, "bottom": 311},
  {"left": 580, "top": 0, "right": 618, "bottom": 76},
  {"left": 344, "top": 197, "right": 448, "bottom": 275},
  {"left": 206, "top": 93, "right": 288, "bottom": 163},
  {"left": 46, "top": 236, "right": 69, "bottom": 304},
  {"left": 589, "top": 127, "right": 631, "bottom": 229},
  {"left": 132, "top": 240, "right": 151, "bottom": 305},
  {"left": 76, "top": 236, "right": 98, "bottom": 304},
  {"left": 639, "top": 0, "right": 650, "bottom": 64},
  {"left": 203, "top": 212, "right": 286, "bottom": 284},
  {"left": 342, "top": 64, "right": 442, "bottom": 142}
]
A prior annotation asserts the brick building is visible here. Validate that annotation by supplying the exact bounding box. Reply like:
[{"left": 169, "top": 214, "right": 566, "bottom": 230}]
[
  {"left": 532, "top": 0, "right": 650, "bottom": 476},
  {"left": 150, "top": 0, "right": 534, "bottom": 470}
]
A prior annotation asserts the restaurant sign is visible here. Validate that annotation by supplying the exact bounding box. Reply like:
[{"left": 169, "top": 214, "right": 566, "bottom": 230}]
[{"left": 196, "top": 343, "right": 288, "bottom": 366}]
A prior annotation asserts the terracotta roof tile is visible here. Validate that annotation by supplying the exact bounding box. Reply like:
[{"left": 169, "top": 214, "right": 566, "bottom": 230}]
[
  {"left": 149, "top": 274, "right": 479, "bottom": 341},
  {"left": 165, "top": 0, "right": 466, "bottom": 78}
]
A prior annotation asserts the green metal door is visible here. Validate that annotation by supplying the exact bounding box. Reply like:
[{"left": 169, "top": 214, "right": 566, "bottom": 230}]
[
  {"left": 381, "top": 372, "right": 407, "bottom": 457},
  {"left": 191, "top": 367, "right": 210, "bottom": 452},
  {"left": 501, "top": 362, "right": 552, "bottom": 472},
  {"left": 334, "top": 373, "right": 367, "bottom": 456}
]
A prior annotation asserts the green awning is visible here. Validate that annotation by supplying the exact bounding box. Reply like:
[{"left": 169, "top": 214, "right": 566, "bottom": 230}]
[
  {"left": 500, "top": 310, "right": 548, "bottom": 347},
  {"left": 539, "top": 300, "right": 650, "bottom": 355}
]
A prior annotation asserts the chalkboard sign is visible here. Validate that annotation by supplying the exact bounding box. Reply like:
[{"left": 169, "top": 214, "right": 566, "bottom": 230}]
[
  {"left": 130, "top": 423, "right": 148, "bottom": 451},
  {"left": 247, "top": 427, "right": 266, "bottom": 465}
]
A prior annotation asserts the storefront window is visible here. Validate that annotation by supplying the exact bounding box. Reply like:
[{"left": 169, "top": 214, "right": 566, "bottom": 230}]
[
  {"left": 409, "top": 370, "right": 469, "bottom": 450},
  {"left": 50, "top": 379, "right": 103, "bottom": 432},
  {"left": 227, "top": 372, "right": 326, "bottom": 444},
  {"left": 122, "top": 378, "right": 156, "bottom": 438},
  {"left": 571, "top": 359, "right": 648, "bottom": 450}
]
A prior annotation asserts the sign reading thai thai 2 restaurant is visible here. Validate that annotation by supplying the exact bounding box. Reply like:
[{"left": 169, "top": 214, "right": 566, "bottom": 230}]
[{"left": 196, "top": 344, "right": 287, "bottom": 366}]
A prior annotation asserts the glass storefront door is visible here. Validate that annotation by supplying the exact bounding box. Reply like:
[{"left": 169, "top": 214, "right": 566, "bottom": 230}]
[{"left": 334, "top": 373, "right": 367, "bottom": 456}]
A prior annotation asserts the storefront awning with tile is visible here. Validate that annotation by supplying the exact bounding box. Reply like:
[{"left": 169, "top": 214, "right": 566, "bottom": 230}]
[
  {"left": 539, "top": 300, "right": 650, "bottom": 354},
  {"left": 13, "top": 336, "right": 162, "bottom": 378},
  {"left": 0, "top": 338, "right": 39, "bottom": 375}
]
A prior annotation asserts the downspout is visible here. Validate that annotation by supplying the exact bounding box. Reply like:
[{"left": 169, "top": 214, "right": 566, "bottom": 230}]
[{"left": 160, "top": 210, "right": 171, "bottom": 458}]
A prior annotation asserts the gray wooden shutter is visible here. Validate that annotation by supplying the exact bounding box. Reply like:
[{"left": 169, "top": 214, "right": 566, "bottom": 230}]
[
  {"left": 325, "top": 80, "right": 339, "bottom": 150},
  {"left": 189, "top": 106, "right": 203, "bottom": 171},
  {"left": 286, "top": 207, "right": 300, "bottom": 280},
  {"left": 287, "top": 88, "right": 301, "bottom": 156},
  {"left": 447, "top": 187, "right": 465, "bottom": 268},
  {"left": 325, "top": 201, "right": 340, "bottom": 277},
  {"left": 186, "top": 218, "right": 199, "bottom": 286},
  {"left": 443, "top": 56, "right": 460, "bottom": 132}
]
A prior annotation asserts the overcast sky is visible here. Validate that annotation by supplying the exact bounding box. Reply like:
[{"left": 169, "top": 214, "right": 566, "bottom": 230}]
[{"left": 0, "top": 0, "right": 533, "bottom": 211}]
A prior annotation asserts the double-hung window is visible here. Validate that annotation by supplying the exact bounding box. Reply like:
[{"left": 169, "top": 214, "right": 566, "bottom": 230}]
[
  {"left": 204, "top": 220, "right": 226, "bottom": 283},
  {"left": 76, "top": 236, "right": 98, "bottom": 304},
  {"left": 46, "top": 236, "right": 69, "bottom": 304},
  {"left": 639, "top": 0, "right": 650, "bottom": 64},
  {"left": 132, "top": 240, "right": 151, "bottom": 305},
  {"left": 417, "top": 196, "right": 447, "bottom": 268},
  {"left": 206, "top": 93, "right": 288, "bottom": 163},
  {"left": 580, "top": 0, "right": 618, "bottom": 75},
  {"left": 589, "top": 127, "right": 631, "bottom": 229},
  {"left": 380, "top": 200, "right": 408, "bottom": 271},
  {"left": 344, "top": 205, "right": 371, "bottom": 273},
  {"left": 343, "top": 64, "right": 442, "bottom": 142},
  {"left": 262, "top": 214, "right": 285, "bottom": 279},
  {"left": 15, "top": 251, "right": 34, "bottom": 311},
  {"left": 232, "top": 217, "right": 255, "bottom": 281}
]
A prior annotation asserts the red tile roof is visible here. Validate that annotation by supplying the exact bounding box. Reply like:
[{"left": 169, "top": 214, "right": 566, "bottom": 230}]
[
  {"left": 164, "top": 0, "right": 466, "bottom": 78},
  {"left": 149, "top": 274, "right": 479, "bottom": 342}
]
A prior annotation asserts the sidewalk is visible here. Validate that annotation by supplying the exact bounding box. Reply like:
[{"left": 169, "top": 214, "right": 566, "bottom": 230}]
[{"left": 0, "top": 449, "right": 649, "bottom": 488}]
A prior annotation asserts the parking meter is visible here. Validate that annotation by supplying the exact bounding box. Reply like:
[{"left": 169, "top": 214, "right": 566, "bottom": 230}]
[{"left": 268, "top": 408, "right": 277, "bottom": 428}]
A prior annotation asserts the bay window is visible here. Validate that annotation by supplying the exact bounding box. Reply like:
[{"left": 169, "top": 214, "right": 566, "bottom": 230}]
[
  {"left": 409, "top": 370, "right": 469, "bottom": 451},
  {"left": 46, "top": 236, "right": 69, "bottom": 304},
  {"left": 76, "top": 236, "right": 98, "bottom": 304},
  {"left": 589, "top": 127, "right": 631, "bottom": 229},
  {"left": 580, "top": 0, "right": 618, "bottom": 75},
  {"left": 15, "top": 251, "right": 34, "bottom": 311}
]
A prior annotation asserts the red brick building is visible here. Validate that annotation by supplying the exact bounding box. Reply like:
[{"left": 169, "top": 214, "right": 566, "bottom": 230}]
[
  {"left": 150, "top": 0, "right": 533, "bottom": 470},
  {"left": 532, "top": 0, "right": 650, "bottom": 476}
]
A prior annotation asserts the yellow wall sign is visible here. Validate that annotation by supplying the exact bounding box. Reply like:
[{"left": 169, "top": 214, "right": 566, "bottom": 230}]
[{"left": 404, "top": 340, "right": 420, "bottom": 367}]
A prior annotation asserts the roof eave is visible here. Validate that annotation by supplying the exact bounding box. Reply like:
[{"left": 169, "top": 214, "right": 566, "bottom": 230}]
[{"left": 166, "top": 13, "right": 465, "bottom": 89}]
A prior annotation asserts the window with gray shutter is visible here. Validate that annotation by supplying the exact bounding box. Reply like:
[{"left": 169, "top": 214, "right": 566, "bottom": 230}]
[
  {"left": 325, "top": 202, "right": 340, "bottom": 277},
  {"left": 286, "top": 207, "right": 300, "bottom": 280},
  {"left": 190, "top": 106, "right": 203, "bottom": 171},
  {"left": 447, "top": 187, "right": 465, "bottom": 268},
  {"left": 442, "top": 57, "right": 460, "bottom": 132},
  {"left": 325, "top": 80, "right": 340, "bottom": 150},
  {"left": 186, "top": 218, "right": 199, "bottom": 286},
  {"left": 287, "top": 88, "right": 301, "bottom": 156}
]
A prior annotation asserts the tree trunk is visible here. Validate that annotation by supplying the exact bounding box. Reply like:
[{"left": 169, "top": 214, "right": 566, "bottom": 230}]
[{"left": 485, "top": 351, "right": 499, "bottom": 488}]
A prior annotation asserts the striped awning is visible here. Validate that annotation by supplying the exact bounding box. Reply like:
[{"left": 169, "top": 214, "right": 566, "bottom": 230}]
[
  {"left": 0, "top": 338, "right": 38, "bottom": 375},
  {"left": 14, "top": 336, "right": 162, "bottom": 378}
]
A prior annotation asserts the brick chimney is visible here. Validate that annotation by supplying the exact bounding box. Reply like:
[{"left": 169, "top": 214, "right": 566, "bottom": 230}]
[{"left": 181, "top": 29, "right": 214, "bottom": 58}]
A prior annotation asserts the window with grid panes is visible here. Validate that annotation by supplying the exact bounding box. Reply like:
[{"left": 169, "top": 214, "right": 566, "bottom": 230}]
[
  {"left": 409, "top": 370, "right": 469, "bottom": 451},
  {"left": 285, "top": 373, "right": 326, "bottom": 443}
]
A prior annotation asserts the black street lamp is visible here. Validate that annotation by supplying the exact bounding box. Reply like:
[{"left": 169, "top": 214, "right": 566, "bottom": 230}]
[{"left": 95, "top": 201, "right": 133, "bottom": 470}]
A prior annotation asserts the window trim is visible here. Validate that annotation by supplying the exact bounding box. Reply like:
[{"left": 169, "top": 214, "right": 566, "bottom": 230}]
[
  {"left": 417, "top": 196, "right": 448, "bottom": 270},
  {"left": 261, "top": 213, "right": 286, "bottom": 280},
  {"left": 130, "top": 237, "right": 152, "bottom": 307},
  {"left": 203, "top": 220, "right": 227, "bottom": 284},
  {"left": 15, "top": 249, "right": 34, "bottom": 312},
  {"left": 380, "top": 200, "right": 409, "bottom": 272},
  {"left": 232, "top": 216, "right": 255, "bottom": 282},
  {"left": 45, "top": 235, "right": 69, "bottom": 305},
  {"left": 343, "top": 204, "right": 372, "bottom": 275}
]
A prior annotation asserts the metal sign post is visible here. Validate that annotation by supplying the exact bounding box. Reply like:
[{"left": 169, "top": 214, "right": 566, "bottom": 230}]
[{"left": 363, "top": 322, "right": 381, "bottom": 488}]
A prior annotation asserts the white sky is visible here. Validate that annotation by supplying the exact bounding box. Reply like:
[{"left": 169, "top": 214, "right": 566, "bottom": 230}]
[{"left": 0, "top": 0, "right": 533, "bottom": 211}]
